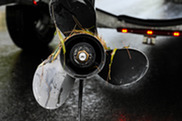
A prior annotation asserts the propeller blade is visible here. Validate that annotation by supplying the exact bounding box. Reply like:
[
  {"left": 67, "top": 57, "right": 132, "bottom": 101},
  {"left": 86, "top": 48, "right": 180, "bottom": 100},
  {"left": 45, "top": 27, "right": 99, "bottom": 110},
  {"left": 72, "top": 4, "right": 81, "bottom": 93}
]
[
  {"left": 99, "top": 48, "right": 149, "bottom": 86},
  {"left": 33, "top": 56, "right": 75, "bottom": 109},
  {"left": 50, "top": 0, "right": 97, "bottom": 34}
]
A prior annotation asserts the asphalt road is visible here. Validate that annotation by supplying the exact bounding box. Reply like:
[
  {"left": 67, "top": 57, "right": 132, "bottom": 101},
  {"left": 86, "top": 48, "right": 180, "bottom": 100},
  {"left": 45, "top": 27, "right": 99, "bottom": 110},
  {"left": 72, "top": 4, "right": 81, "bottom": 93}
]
[{"left": 0, "top": 0, "right": 182, "bottom": 121}]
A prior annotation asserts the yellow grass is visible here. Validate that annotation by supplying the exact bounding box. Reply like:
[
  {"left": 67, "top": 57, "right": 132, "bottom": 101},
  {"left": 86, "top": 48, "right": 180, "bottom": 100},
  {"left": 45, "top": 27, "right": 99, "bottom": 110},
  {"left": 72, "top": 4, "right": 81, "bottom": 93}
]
[{"left": 0, "top": 11, "right": 6, "bottom": 31}]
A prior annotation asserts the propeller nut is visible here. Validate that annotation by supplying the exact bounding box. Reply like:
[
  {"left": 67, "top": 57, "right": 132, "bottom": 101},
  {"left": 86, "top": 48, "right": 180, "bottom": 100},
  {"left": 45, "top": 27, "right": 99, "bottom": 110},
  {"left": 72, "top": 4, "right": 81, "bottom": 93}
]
[{"left": 76, "top": 50, "right": 89, "bottom": 63}]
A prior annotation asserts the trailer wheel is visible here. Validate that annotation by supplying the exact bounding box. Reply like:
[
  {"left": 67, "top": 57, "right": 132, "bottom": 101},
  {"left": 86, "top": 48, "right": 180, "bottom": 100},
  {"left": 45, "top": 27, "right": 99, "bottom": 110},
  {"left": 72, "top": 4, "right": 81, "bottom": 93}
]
[
  {"left": 6, "top": 4, "right": 55, "bottom": 50},
  {"left": 166, "top": 0, "right": 182, "bottom": 3}
]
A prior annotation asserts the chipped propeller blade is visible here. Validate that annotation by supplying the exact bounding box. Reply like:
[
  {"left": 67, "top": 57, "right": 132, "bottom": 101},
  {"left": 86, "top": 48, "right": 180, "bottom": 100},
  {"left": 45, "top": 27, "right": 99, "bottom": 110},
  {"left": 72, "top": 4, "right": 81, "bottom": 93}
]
[
  {"left": 99, "top": 48, "right": 149, "bottom": 86},
  {"left": 33, "top": 56, "right": 75, "bottom": 109}
]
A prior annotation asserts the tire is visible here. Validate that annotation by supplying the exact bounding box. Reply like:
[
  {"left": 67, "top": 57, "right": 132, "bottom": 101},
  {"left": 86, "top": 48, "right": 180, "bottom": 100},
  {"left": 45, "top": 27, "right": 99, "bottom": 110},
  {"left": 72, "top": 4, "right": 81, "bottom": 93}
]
[{"left": 6, "top": 4, "right": 55, "bottom": 50}]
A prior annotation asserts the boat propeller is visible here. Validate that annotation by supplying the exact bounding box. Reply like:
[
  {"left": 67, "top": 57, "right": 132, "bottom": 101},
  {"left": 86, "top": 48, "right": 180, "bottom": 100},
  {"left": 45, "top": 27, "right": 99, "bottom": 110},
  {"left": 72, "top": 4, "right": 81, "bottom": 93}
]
[{"left": 32, "top": 0, "right": 149, "bottom": 120}]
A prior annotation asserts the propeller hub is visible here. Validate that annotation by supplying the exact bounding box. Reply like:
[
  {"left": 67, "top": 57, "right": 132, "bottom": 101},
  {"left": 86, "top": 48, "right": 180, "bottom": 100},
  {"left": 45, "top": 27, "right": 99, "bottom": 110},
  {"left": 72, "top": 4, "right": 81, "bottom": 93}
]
[
  {"left": 60, "top": 34, "right": 106, "bottom": 79},
  {"left": 71, "top": 42, "right": 96, "bottom": 68}
]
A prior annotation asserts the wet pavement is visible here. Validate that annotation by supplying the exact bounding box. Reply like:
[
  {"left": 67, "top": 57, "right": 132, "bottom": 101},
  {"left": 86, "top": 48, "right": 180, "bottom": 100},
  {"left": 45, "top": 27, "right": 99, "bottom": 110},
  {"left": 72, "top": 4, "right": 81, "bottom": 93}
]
[{"left": 1, "top": 0, "right": 182, "bottom": 121}]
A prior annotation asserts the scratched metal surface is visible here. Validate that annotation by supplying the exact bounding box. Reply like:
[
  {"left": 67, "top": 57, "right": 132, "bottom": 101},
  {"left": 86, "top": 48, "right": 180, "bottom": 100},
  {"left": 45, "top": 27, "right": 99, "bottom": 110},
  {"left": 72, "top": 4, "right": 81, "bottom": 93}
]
[
  {"left": 33, "top": 56, "right": 75, "bottom": 110},
  {"left": 0, "top": 0, "right": 182, "bottom": 121}
]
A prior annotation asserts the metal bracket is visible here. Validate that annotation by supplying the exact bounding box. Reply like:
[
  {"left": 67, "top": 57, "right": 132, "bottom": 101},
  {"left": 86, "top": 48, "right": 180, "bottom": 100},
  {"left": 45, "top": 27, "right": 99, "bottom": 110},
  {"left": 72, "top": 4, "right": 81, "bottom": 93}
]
[{"left": 143, "top": 36, "right": 156, "bottom": 45}]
